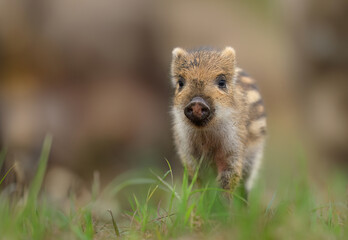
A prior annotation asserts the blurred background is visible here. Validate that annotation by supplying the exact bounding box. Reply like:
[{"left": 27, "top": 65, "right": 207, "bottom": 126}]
[{"left": 0, "top": 0, "right": 347, "bottom": 204}]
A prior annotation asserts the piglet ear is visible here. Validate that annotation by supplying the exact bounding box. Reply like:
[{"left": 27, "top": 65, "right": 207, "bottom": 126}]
[
  {"left": 221, "top": 46, "right": 236, "bottom": 61},
  {"left": 172, "top": 47, "right": 188, "bottom": 60},
  {"left": 171, "top": 48, "right": 187, "bottom": 87},
  {"left": 221, "top": 46, "right": 237, "bottom": 73},
  {"left": 221, "top": 47, "right": 237, "bottom": 83}
]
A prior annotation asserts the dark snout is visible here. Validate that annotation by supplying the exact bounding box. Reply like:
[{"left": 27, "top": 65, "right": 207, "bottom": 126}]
[{"left": 184, "top": 97, "right": 211, "bottom": 126}]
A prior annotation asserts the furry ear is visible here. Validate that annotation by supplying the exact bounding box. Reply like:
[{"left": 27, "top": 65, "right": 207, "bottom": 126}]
[
  {"left": 221, "top": 46, "right": 236, "bottom": 71},
  {"left": 221, "top": 46, "right": 236, "bottom": 61},
  {"left": 221, "top": 47, "right": 237, "bottom": 83},
  {"left": 171, "top": 47, "right": 187, "bottom": 87},
  {"left": 172, "top": 47, "right": 187, "bottom": 60}
]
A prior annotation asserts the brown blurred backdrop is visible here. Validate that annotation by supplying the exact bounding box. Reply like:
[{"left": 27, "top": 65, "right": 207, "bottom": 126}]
[{"left": 0, "top": 0, "right": 347, "bottom": 199}]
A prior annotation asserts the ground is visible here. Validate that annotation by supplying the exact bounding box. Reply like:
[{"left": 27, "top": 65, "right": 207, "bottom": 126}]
[{"left": 0, "top": 135, "right": 347, "bottom": 240}]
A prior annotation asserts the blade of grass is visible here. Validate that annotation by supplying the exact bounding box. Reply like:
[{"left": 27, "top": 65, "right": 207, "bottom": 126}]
[
  {"left": 190, "top": 187, "right": 230, "bottom": 195},
  {"left": 165, "top": 158, "right": 173, "bottom": 186},
  {"left": 0, "top": 148, "right": 7, "bottom": 170},
  {"left": 150, "top": 169, "right": 181, "bottom": 201},
  {"left": 161, "top": 170, "right": 172, "bottom": 181},
  {"left": 147, "top": 185, "right": 159, "bottom": 202},
  {"left": 265, "top": 192, "right": 277, "bottom": 215},
  {"left": 0, "top": 164, "right": 15, "bottom": 185},
  {"left": 187, "top": 156, "right": 204, "bottom": 193},
  {"left": 167, "top": 185, "right": 176, "bottom": 223},
  {"left": 109, "top": 178, "right": 157, "bottom": 196},
  {"left": 232, "top": 192, "right": 249, "bottom": 206},
  {"left": 27, "top": 134, "right": 52, "bottom": 206},
  {"left": 108, "top": 209, "right": 120, "bottom": 237},
  {"left": 150, "top": 213, "right": 176, "bottom": 223},
  {"left": 184, "top": 204, "right": 195, "bottom": 225},
  {"left": 83, "top": 210, "right": 94, "bottom": 239}
]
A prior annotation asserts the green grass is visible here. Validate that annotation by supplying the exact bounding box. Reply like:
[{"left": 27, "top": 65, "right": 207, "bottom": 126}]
[{"left": 0, "top": 137, "right": 347, "bottom": 239}]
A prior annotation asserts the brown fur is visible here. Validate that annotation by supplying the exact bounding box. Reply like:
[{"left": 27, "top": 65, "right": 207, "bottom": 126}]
[{"left": 170, "top": 47, "right": 266, "bottom": 195}]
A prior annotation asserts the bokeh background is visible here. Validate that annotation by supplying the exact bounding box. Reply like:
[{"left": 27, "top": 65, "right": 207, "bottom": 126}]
[{"left": 0, "top": 0, "right": 347, "bottom": 203}]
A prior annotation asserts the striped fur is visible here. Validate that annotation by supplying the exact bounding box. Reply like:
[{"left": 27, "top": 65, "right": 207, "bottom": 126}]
[{"left": 171, "top": 47, "right": 266, "bottom": 196}]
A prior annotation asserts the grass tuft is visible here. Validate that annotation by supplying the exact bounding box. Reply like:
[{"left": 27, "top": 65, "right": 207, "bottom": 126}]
[{"left": 0, "top": 138, "right": 347, "bottom": 239}]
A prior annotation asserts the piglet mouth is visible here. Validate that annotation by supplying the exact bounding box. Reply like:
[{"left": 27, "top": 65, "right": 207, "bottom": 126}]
[{"left": 184, "top": 97, "right": 212, "bottom": 127}]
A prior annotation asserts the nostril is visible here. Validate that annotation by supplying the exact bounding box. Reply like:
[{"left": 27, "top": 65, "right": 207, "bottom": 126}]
[
  {"left": 184, "top": 106, "right": 193, "bottom": 118},
  {"left": 201, "top": 106, "right": 210, "bottom": 118}
]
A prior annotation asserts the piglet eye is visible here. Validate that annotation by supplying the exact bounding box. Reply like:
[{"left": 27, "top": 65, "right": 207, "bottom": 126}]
[
  {"left": 216, "top": 75, "right": 227, "bottom": 89},
  {"left": 178, "top": 77, "right": 185, "bottom": 90},
  {"left": 218, "top": 80, "right": 226, "bottom": 88}
]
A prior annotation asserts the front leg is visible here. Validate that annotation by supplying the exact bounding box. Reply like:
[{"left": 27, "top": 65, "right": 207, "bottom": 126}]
[{"left": 216, "top": 153, "right": 243, "bottom": 193}]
